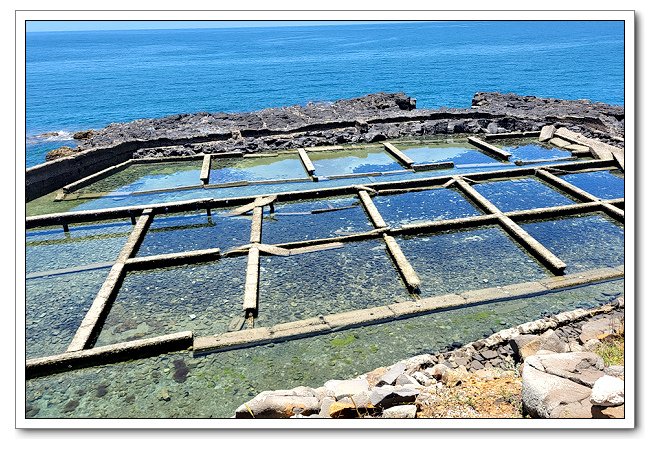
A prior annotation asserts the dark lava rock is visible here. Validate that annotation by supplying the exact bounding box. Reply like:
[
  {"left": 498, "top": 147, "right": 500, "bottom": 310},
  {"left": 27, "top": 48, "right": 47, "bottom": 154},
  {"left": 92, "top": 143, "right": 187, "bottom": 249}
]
[
  {"left": 73, "top": 129, "right": 95, "bottom": 140},
  {"left": 96, "top": 384, "right": 109, "bottom": 398},
  {"left": 173, "top": 359, "right": 190, "bottom": 383},
  {"left": 63, "top": 399, "right": 80, "bottom": 413}
]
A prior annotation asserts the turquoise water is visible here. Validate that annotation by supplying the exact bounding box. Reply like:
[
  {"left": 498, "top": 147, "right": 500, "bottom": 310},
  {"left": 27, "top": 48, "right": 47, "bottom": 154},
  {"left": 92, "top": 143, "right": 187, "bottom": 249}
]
[
  {"left": 209, "top": 155, "right": 309, "bottom": 184},
  {"left": 26, "top": 21, "right": 624, "bottom": 167},
  {"left": 26, "top": 279, "right": 623, "bottom": 418},
  {"left": 26, "top": 269, "right": 109, "bottom": 359}
]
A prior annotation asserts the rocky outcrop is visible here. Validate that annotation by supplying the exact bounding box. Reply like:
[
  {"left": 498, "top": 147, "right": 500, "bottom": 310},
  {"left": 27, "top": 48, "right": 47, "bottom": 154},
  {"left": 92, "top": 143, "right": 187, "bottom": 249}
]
[
  {"left": 44, "top": 146, "right": 80, "bottom": 161},
  {"left": 31, "top": 91, "right": 625, "bottom": 201}
]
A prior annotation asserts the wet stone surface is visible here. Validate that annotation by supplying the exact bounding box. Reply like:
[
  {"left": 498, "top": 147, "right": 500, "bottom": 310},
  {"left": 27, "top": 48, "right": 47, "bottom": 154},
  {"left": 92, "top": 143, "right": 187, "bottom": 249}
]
[
  {"left": 257, "top": 240, "right": 411, "bottom": 327},
  {"left": 94, "top": 258, "right": 246, "bottom": 346},
  {"left": 397, "top": 226, "right": 549, "bottom": 297},
  {"left": 471, "top": 178, "right": 576, "bottom": 212},
  {"left": 519, "top": 213, "right": 624, "bottom": 274},
  {"left": 373, "top": 188, "right": 482, "bottom": 227},
  {"left": 25, "top": 280, "right": 622, "bottom": 419}
]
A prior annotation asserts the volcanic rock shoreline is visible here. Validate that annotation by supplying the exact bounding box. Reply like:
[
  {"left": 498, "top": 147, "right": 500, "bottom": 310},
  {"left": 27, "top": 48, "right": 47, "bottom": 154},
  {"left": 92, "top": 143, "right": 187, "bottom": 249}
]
[{"left": 27, "top": 92, "right": 624, "bottom": 201}]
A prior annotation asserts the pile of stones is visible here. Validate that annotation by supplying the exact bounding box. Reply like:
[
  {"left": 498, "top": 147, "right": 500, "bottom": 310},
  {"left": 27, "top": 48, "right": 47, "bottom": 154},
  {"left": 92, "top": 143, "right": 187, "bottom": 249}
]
[{"left": 233, "top": 297, "right": 624, "bottom": 419}]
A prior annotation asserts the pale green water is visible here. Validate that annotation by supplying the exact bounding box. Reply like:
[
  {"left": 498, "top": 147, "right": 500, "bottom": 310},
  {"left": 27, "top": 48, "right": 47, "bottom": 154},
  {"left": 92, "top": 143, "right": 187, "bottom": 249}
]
[
  {"left": 25, "top": 279, "right": 623, "bottom": 419},
  {"left": 209, "top": 154, "right": 309, "bottom": 184}
]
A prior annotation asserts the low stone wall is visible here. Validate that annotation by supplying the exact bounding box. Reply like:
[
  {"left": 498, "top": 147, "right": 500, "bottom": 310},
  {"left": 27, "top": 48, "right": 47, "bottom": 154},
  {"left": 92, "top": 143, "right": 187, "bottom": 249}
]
[{"left": 233, "top": 297, "right": 624, "bottom": 419}]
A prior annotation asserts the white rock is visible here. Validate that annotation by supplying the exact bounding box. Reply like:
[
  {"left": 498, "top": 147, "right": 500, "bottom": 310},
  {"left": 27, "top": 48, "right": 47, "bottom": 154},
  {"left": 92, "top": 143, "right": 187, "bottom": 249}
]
[
  {"left": 591, "top": 375, "right": 624, "bottom": 406},
  {"left": 381, "top": 404, "right": 417, "bottom": 418}
]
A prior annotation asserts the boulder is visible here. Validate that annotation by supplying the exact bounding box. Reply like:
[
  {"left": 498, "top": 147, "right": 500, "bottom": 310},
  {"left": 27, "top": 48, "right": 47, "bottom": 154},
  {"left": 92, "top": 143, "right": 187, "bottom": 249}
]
[
  {"left": 579, "top": 317, "right": 624, "bottom": 344},
  {"left": 395, "top": 374, "right": 420, "bottom": 386},
  {"left": 411, "top": 371, "right": 433, "bottom": 386},
  {"left": 377, "top": 362, "right": 406, "bottom": 386},
  {"left": 381, "top": 404, "right": 417, "bottom": 418},
  {"left": 591, "top": 375, "right": 624, "bottom": 406},
  {"left": 424, "top": 364, "right": 448, "bottom": 381},
  {"left": 235, "top": 394, "right": 320, "bottom": 418},
  {"left": 604, "top": 365, "right": 624, "bottom": 379},
  {"left": 369, "top": 386, "right": 419, "bottom": 409},
  {"left": 441, "top": 366, "right": 468, "bottom": 386},
  {"left": 521, "top": 352, "right": 606, "bottom": 418},
  {"left": 324, "top": 378, "right": 370, "bottom": 400},
  {"left": 539, "top": 124, "right": 556, "bottom": 142}
]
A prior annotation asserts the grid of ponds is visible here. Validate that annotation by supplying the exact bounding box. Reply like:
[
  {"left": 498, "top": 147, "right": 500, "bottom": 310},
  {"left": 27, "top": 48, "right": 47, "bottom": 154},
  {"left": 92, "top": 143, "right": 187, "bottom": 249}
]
[
  {"left": 24, "top": 137, "right": 625, "bottom": 419},
  {"left": 29, "top": 138, "right": 594, "bottom": 216}
]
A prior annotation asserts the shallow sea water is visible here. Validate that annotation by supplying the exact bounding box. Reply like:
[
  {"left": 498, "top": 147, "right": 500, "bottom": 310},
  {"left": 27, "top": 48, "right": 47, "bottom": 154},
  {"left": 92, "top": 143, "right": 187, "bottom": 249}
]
[
  {"left": 209, "top": 154, "right": 309, "bottom": 184},
  {"left": 25, "top": 279, "right": 623, "bottom": 419},
  {"left": 560, "top": 169, "right": 625, "bottom": 199},
  {"left": 309, "top": 147, "right": 403, "bottom": 177}
]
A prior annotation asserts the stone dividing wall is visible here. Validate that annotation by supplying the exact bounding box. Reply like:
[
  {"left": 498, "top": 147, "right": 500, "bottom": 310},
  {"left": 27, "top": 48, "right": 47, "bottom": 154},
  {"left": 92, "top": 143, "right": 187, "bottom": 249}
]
[{"left": 26, "top": 92, "right": 624, "bottom": 201}]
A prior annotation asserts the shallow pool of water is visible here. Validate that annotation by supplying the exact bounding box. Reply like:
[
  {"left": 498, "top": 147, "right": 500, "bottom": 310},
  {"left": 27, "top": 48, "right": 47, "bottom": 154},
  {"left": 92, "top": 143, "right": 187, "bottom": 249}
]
[
  {"left": 397, "top": 226, "right": 550, "bottom": 297},
  {"left": 519, "top": 213, "right": 624, "bottom": 274},
  {"left": 495, "top": 139, "right": 572, "bottom": 161},
  {"left": 261, "top": 196, "right": 373, "bottom": 244},
  {"left": 137, "top": 211, "right": 251, "bottom": 256},
  {"left": 373, "top": 188, "right": 482, "bottom": 227},
  {"left": 26, "top": 269, "right": 109, "bottom": 359},
  {"left": 398, "top": 144, "right": 503, "bottom": 166},
  {"left": 78, "top": 161, "right": 202, "bottom": 194},
  {"left": 560, "top": 169, "right": 625, "bottom": 199},
  {"left": 26, "top": 220, "right": 132, "bottom": 274},
  {"left": 94, "top": 258, "right": 247, "bottom": 347},
  {"left": 471, "top": 177, "right": 576, "bottom": 212},
  {"left": 256, "top": 240, "right": 411, "bottom": 327},
  {"left": 209, "top": 154, "right": 309, "bottom": 184},
  {"left": 309, "top": 147, "right": 403, "bottom": 177},
  {"left": 25, "top": 279, "right": 623, "bottom": 419}
]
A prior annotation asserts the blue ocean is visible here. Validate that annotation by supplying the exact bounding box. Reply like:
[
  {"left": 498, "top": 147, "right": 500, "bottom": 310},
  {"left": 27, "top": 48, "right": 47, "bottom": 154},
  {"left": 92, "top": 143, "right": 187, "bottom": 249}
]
[{"left": 25, "top": 21, "right": 624, "bottom": 167}]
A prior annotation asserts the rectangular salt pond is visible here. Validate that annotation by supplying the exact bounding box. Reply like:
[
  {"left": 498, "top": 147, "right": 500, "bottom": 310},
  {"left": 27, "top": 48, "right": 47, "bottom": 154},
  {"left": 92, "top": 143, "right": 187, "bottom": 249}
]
[
  {"left": 373, "top": 188, "right": 482, "bottom": 227},
  {"left": 471, "top": 177, "right": 576, "bottom": 212},
  {"left": 77, "top": 161, "right": 202, "bottom": 194},
  {"left": 256, "top": 240, "right": 411, "bottom": 327},
  {"left": 395, "top": 142, "right": 504, "bottom": 167},
  {"left": 308, "top": 147, "right": 403, "bottom": 177},
  {"left": 26, "top": 220, "right": 132, "bottom": 275},
  {"left": 519, "top": 213, "right": 624, "bottom": 274},
  {"left": 559, "top": 169, "right": 625, "bottom": 199},
  {"left": 26, "top": 279, "right": 623, "bottom": 418},
  {"left": 261, "top": 196, "right": 373, "bottom": 244},
  {"left": 136, "top": 211, "right": 251, "bottom": 257},
  {"left": 209, "top": 154, "right": 310, "bottom": 184},
  {"left": 26, "top": 269, "right": 109, "bottom": 359},
  {"left": 94, "top": 258, "right": 246, "bottom": 347},
  {"left": 493, "top": 139, "right": 573, "bottom": 161},
  {"left": 396, "top": 226, "right": 549, "bottom": 297}
]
